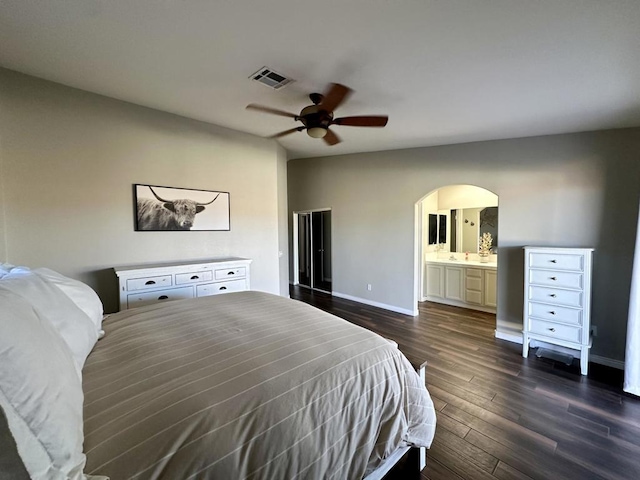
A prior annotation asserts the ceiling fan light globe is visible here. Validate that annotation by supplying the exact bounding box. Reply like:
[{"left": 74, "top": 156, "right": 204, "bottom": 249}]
[{"left": 307, "top": 127, "right": 328, "bottom": 138}]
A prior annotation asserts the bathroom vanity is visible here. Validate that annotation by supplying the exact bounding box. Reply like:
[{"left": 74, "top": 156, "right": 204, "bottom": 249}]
[{"left": 424, "top": 258, "right": 497, "bottom": 313}]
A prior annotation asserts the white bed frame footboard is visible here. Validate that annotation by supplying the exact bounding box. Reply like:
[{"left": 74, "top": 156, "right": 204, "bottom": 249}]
[{"left": 362, "top": 362, "right": 428, "bottom": 480}]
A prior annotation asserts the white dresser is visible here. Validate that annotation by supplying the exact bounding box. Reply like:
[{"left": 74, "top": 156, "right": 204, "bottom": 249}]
[
  {"left": 522, "top": 247, "right": 594, "bottom": 375},
  {"left": 114, "top": 257, "right": 252, "bottom": 311}
]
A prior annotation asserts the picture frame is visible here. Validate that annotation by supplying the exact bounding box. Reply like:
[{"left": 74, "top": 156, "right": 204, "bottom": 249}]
[{"left": 134, "top": 184, "right": 230, "bottom": 231}]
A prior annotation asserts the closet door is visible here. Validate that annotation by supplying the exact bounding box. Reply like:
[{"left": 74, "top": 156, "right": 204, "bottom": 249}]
[
  {"left": 297, "top": 213, "right": 311, "bottom": 287},
  {"left": 312, "top": 211, "right": 332, "bottom": 292}
]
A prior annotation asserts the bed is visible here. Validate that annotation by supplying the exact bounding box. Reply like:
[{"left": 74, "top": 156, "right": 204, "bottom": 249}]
[{"left": 0, "top": 265, "right": 436, "bottom": 479}]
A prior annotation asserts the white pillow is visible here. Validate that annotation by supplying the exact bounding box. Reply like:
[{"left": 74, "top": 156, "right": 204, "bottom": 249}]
[
  {"left": 33, "top": 268, "right": 104, "bottom": 333},
  {"left": 0, "top": 272, "right": 98, "bottom": 374},
  {"left": 0, "top": 263, "right": 31, "bottom": 279},
  {"left": 0, "top": 289, "right": 87, "bottom": 480}
]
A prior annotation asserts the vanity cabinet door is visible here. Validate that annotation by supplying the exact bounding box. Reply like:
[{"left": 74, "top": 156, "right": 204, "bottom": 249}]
[
  {"left": 445, "top": 266, "right": 465, "bottom": 302},
  {"left": 426, "top": 264, "right": 445, "bottom": 298},
  {"left": 484, "top": 269, "right": 497, "bottom": 308}
]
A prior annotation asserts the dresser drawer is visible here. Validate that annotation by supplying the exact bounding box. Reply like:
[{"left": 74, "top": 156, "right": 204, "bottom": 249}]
[
  {"left": 529, "top": 270, "right": 583, "bottom": 290},
  {"left": 529, "top": 286, "right": 583, "bottom": 308},
  {"left": 197, "top": 279, "right": 246, "bottom": 296},
  {"left": 466, "top": 290, "right": 483, "bottom": 305},
  {"left": 214, "top": 267, "right": 246, "bottom": 281},
  {"left": 126, "top": 275, "right": 173, "bottom": 291},
  {"left": 529, "top": 318, "right": 581, "bottom": 343},
  {"left": 466, "top": 268, "right": 482, "bottom": 278},
  {"left": 528, "top": 302, "right": 582, "bottom": 325},
  {"left": 127, "top": 286, "right": 194, "bottom": 308},
  {"left": 466, "top": 276, "right": 482, "bottom": 290},
  {"left": 529, "top": 252, "right": 584, "bottom": 272},
  {"left": 175, "top": 270, "right": 213, "bottom": 284}
]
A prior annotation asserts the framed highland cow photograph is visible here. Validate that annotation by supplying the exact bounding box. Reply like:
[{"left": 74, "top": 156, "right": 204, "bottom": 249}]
[{"left": 134, "top": 184, "right": 230, "bottom": 231}]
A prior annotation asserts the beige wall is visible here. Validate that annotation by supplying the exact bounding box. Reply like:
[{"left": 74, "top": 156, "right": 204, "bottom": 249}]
[
  {"left": 461, "top": 208, "right": 482, "bottom": 253},
  {"left": 0, "top": 68, "right": 285, "bottom": 313},
  {"left": 437, "top": 184, "right": 498, "bottom": 210},
  {"left": 288, "top": 129, "right": 640, "bottom": 362}
]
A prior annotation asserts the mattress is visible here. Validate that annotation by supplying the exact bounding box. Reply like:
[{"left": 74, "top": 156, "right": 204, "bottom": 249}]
[{"left": 82, "top": 291, "right": 436, "bottom": 479}]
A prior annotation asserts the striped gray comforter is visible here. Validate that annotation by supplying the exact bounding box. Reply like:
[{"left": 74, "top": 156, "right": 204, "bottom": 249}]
[{"left": 82, "top": 291, "right": 436, "bottom": 479}]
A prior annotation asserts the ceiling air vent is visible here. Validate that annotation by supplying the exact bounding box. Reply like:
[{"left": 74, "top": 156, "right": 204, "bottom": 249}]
[{"left": 250, "top": 67, "right": 293, "bottom": 89}]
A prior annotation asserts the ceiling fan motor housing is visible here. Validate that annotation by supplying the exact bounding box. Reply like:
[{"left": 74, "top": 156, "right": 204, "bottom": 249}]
[{"left": 299, "top": 105, "right": 333, "bottom": 129}]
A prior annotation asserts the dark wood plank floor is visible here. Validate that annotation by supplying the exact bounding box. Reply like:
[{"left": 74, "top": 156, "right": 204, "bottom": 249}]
[{"left": 289, "top": 286, "right": 639, "bottom": 480}]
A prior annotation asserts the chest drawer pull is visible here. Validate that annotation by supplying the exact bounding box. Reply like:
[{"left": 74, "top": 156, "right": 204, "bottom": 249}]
[
  {"left": 549, "top": 294, "right": 557, "bottom": 298},
  {"left": 548, "top": 327, "right": 556, "bottom": 332},
  {"left": 227, "top": 271, "right": 235, "bottom": 275},
  {"left": 190, "top": 275, "right": 199, "bottom": 280},
  {"left": 549, "top": 311, "right": 556, "bottom": 315},
  {"left": 219, "top": 286, "right": 227, "bottom": 290},
  {"left": 550, "top": 259, "right": 557, "bottom": 263},
  {"left": 145, "top": 280, "right": 156, "bottom": 285},
  {"left": 158, "top": 295, "right": 169, "bottom": 300},
  {"left": 550, "top": 277, "right": 557, "bottom": 281}
]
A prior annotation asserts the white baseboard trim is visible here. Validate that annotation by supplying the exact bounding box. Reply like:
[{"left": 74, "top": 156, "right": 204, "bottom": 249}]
[
  {"left": 423, "top": 296, "right": 496, "bottom": 314},
  {"left": 495, "top": 329, "right": 523, "bottom": 344},
  {"left": 495, "top": 329, "right": 625, "bottom": 370},
  {"left": 332, "top": 291, "right": 418, "bottom": 316},
  {"left": 495, "top": 320, "right": 523, "bottom": 344},
  {"left": 624, "top": 385, "right": 640, "bottom": 396}
]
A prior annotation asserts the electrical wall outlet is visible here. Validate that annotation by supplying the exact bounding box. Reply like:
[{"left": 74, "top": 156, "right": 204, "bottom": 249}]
[{"left": 367, "top": 284, "right": 372, "bottom": 291}]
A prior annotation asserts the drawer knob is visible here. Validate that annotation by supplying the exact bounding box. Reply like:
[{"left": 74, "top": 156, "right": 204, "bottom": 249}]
[
  {"left": 158, "top": 295, "right": 169, "bottom": 300},
  {"left": 145, "top": 280, "right": 156, "bottom": 285},
  {"left": 548, "top": 328, "right": 556, "bottom": 332},
  {"left": 190, "top": 275, "right": 199, "bottom": 280},
  {"left": 549, "top": 294, "right": 557, "bottom": 298},
  {"left": 219, "top": 286, "right": 227, "bottom": 290},
  {"left": 549, "top": 311, "right": 556, "bottom": 315},
  {"left": 227, "top": 271, "right": 235, "bottom": 275},
  {"left": 550, "top": 259, "right": 557, "bottom": 263},
  {"left": 550, "top": 277, "right": 557, "bottom": 281}
]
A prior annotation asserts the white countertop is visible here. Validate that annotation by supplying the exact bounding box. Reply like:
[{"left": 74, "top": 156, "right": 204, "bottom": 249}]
[{"left": 425, "top": 258, "right": 497, "bottom": 268}]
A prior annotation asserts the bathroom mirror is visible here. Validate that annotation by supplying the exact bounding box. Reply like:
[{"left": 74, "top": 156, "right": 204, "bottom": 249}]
[{"left": 450, "top": 206, "right": 498, "bottom": 253}]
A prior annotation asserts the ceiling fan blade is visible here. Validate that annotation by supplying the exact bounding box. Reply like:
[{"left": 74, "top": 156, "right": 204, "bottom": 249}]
[
  {"left": 269, "top": 127, "right": 305, "bottom": 139},
  {"left": 319, "top": 84, "right": 352, "bottom": 112},
  {"left": 333, "top": 115, "right": 389, "bottom": 127},
  {"left": 323, "top": 129, "right": 341, "bottom": 146},
  {"left": 246, "top": 104, "right": 298, "bottom": 119}
]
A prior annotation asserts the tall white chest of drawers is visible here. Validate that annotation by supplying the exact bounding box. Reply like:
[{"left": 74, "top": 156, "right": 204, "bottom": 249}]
[
  {"left": 114, "top": 257, "right": 251, "bottom": 311},
  {"left": 522, "top": 247, "right": 594, "bottom": 375}
]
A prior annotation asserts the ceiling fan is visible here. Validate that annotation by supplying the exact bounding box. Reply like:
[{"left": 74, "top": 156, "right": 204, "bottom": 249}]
[{"left": 246, "top": 83, "right": 388, "bottom": 145}]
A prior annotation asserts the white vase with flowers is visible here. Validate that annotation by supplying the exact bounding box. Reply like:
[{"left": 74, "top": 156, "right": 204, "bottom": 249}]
[{"left": 479, "top": 232, "right": 493, "bottom": 263}]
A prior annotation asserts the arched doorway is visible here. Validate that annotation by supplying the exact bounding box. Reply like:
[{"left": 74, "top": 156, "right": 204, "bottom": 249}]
[{"left": 415, "top": 185, "right": 499, "bottom": 321}]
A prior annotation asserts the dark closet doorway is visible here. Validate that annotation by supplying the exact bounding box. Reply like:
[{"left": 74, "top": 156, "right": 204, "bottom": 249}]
[{"left": 295, "top": 210, "right": 332, "bottom": 293}]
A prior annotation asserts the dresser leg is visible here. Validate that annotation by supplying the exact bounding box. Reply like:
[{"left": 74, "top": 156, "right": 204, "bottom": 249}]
[
  {"left": 580, "top": 347, "right": 589, "bottom": 375},
  {"left": 522, "top": 333, "right": 530, "bottom": 358}
]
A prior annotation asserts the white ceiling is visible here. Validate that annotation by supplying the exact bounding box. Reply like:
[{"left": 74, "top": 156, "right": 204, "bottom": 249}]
[{"left": 1, "top": 0, "right": 639, "bottom": 159}]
